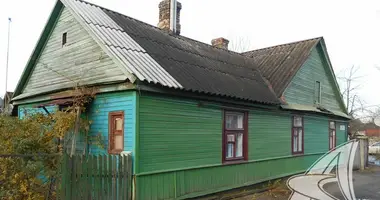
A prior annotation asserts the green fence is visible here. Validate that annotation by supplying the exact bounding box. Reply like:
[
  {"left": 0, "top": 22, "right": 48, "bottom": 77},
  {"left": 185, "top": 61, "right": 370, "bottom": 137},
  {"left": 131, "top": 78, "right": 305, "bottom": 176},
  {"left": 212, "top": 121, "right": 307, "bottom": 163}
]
[{"left": 61, "top": 153, "right": 132, "bottom": 200}]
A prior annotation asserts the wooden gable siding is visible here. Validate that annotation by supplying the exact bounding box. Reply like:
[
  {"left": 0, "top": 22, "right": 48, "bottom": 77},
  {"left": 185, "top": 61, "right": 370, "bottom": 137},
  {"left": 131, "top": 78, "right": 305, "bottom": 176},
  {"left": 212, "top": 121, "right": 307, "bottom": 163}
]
[
  {"left": 283, "top": 45, "right": 344, "bottom": 113},
  {"left": 21, "top": 7, "right": 126, "bottom": 97},
  {"left": 135, "top": 93, "right": 346, "bottom": 199},
  {"left": 87, "top": 91, "right": 136, "bottom": 156}
]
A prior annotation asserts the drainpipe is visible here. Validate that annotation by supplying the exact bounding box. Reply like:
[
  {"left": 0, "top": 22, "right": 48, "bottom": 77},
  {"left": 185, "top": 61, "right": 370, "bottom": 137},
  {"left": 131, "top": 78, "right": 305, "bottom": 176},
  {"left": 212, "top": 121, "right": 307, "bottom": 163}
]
[{"left": 170, "top": 0, "right": 177, "bottom": 33}]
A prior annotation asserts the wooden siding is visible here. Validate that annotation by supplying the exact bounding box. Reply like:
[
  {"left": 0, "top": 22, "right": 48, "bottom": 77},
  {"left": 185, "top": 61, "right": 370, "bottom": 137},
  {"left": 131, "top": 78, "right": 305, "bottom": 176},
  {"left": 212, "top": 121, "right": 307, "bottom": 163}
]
[
  {"left": 87, "top": 91, "right": 136, "bottom": 155},
  {"left": 284, "top": 45, "right": 344, "bottom": 113},
  {"left": 249, "top": 111, "right": 291, "bottom": 160},
  {"left": 304, "top": 116, "right": 329, "bottom": 154},
  {"left": 18, "top": 103, "right": 58, "bottom": 119},
  {"left": 336, "top": 121, "right": 348, "bottom": 146},
  {"left": 21, "top": 7, "right": 126, "bottom": 97},
  {"left": 138, "top": 94, "right": 222, "bottom": 173},
  {"left": 136, "top": 93, "right": 345, "bottom": 199},
  {"left": 136, "top": 154, "right": 321, "bottom": 200}
]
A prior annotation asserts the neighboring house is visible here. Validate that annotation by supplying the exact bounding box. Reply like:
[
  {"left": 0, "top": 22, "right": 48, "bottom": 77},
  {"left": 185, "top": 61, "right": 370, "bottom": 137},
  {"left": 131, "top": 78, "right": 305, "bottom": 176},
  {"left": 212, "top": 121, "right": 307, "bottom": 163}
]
[
  {"left": 11, "top": 0, "right": 350, "bottom": 199},
  {"left": 0, "top": 97, "right": 3, "bottom": 113},
  {"left": 1, "top": 92, "right": 13, "bottom": 115},
  {"left": 359, "top": 122, "right": 380, "bottom": 137}
]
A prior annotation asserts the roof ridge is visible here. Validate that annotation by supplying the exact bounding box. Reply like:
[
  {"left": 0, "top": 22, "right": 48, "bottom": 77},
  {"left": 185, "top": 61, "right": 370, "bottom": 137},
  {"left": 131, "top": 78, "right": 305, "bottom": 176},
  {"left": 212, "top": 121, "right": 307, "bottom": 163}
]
[
  {"left": 243, "top": 37, "right": 322, "bottom": 55},
  {"left": 72, "top": 0, "right": 246, "bottom": 57}
]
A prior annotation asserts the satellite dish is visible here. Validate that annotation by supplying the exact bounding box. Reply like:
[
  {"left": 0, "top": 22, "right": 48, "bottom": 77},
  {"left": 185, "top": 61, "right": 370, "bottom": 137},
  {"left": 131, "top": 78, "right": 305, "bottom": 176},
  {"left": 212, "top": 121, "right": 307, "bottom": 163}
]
[{"left": 374, "top": 116, "right": 380, "bottom": 126}]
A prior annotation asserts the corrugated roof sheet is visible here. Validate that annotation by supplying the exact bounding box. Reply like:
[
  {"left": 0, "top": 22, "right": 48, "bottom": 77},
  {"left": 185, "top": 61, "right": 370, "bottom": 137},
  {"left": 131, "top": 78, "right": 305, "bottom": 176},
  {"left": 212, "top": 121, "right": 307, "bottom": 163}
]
[
  {"left": 243, "top": 38, "right": 321, "bottom": 97},
  {"left": 61, "top": 0, "right": 279, "bottom": 104}
]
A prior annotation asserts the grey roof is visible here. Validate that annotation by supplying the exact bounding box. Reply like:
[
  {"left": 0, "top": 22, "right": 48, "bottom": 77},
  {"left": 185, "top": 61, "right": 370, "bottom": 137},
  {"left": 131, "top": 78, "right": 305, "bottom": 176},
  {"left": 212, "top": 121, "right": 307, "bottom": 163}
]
[
  {"left": 60, "top": 0, "right": 280, "bottom": 104},
  {"left": 243, "top": 38, "right": 321, "bottom": 97}
]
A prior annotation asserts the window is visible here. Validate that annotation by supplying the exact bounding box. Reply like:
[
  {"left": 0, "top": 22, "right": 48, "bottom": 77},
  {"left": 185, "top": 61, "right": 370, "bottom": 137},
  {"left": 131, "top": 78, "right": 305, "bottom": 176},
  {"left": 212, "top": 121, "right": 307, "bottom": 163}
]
[
  {"left": 315, "top": 81, "right": 321, "bottom": 104},
  {"left": 62, "top": 32, "right": 67, "bottom": 46},
  {"left": 292, "top": 116, "right": 304, "bottom": 154},
  {"left": 329, "top": 121, "right": 336, "bottom": 150},
  {"left": 223, "top": 111, "right": 248, "bottom": 162},
  {"left": 108, "top": 111, "right": 124, "bottom": 154}
]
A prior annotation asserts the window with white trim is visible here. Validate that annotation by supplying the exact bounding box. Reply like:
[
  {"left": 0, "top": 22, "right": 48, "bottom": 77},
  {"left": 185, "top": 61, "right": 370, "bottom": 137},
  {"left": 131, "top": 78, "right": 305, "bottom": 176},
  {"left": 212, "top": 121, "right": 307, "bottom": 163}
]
[{"left": 292, "top": 116, "right": 304, "bottom": 154}]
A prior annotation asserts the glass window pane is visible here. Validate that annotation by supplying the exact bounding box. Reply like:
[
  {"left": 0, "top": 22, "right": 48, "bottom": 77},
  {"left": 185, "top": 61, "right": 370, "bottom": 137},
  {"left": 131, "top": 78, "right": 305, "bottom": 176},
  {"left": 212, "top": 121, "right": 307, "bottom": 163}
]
[
  {"left": 236, "top": 133, "right": 243, "bottom": 157},
  {"left": 226, "top": 112, "right": 244, "bottom": 129},
  {"left": 114, "top": 135, "right": 123, "bottom": 150},
  {"left": 293, "top": 116, "right": 302, "bottom": 127},
  {"left": 226, "top": 143, "right": 234, "bottom": 158},
  {"left": 298, "top": 129, "right": 303, "bottom": 152},
  {"left": 115, "top": 117, "right": 123, "bottom": 131},
  {"left": 293, "top": 135, "right": 298, "bottom": 152},
  {"left": 330, "top": 122, "right": 335, "bottom": 129},
  {"left": 227, "top": 134, "right": 235, "bottom": 142}
]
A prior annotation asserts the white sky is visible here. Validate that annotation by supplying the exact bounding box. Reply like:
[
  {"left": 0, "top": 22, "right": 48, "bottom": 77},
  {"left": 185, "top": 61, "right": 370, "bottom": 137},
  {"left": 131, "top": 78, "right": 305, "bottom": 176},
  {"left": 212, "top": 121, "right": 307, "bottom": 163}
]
[{"left": 0, "top": 0, "right": 379, "bottom": 110}]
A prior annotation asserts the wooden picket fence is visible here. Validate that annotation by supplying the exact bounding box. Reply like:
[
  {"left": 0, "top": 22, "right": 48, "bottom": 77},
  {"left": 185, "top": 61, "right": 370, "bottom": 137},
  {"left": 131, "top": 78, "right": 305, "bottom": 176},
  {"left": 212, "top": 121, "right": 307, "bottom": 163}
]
[{"left": 61, "top": 153, "right": 132, "bottom": 200}]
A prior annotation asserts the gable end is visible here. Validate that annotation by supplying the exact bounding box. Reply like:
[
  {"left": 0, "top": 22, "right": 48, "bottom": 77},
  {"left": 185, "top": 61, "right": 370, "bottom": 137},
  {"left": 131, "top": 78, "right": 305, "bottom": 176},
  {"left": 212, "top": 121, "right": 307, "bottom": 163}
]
[
  {"left": 283, "top": 41, "right": 347, "bottom": 114},
  {"left": 13, "top": 2, "right": 130, "bottom": 100}
]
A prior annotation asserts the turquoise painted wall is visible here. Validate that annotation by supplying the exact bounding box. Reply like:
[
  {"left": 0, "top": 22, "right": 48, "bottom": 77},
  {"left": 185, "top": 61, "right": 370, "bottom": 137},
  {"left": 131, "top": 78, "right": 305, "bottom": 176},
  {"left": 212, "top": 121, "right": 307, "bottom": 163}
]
[
  {"left": 87, "top": 91, "right": 136, "bottom": 156},
  {"left": 304, "top": 115, "right": 329, "bottom": 154},
  {"left": 136, "top": 93, "right": 348, "bottom": 199},
  {"left": 336, "top": 121, "right": 348, "bottom": 145},
  {"left": 18, "top": 103, "right": 58, "bottom": 119},
  {"left": 284, "top": 45, "right": 345, "bottom": 113}
]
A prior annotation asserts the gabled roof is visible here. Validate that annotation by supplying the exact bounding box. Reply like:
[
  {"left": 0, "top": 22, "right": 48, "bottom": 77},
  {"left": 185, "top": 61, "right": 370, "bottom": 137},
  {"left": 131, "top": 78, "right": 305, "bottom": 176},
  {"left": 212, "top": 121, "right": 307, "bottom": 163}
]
[
  {"left": 243, "top": 38, "right": 321, "bottom": 97},
  {"left": 13, "top": 0, "right": 279, "bottom": 105}
]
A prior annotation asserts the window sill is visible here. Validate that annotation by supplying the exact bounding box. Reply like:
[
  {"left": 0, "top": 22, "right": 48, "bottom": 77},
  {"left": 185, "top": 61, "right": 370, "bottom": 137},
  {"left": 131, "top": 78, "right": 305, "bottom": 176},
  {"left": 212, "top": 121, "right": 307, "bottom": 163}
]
[
  {"left": 223, "top": 159, "right": 248, "bottom": 165},
  {"left": 108, "top": 151, "right": 123, "bottom": 155},
  {"left": 291, "top": 152, "right": 304, "bottom": 156}
]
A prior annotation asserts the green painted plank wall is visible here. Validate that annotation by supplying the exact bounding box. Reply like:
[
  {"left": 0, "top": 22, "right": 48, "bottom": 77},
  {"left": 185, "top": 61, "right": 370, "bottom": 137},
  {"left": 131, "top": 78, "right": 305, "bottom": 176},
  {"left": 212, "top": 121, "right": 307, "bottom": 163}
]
[
  {"left": 136, "top": 153, "right": 322, "bottom": 200},
  {"left": 138, "top": 94, "right": 222, "bottom": 173},
  {"left": 87, "top": 91, "right": 136, "bottom": 155},
  {"left": 249, "top": 111, "right": 291, "bottom": 160},
  {"left": 284, "top": 45, "right": 344, "bottom": 113},
  {"left": 304, "top": 116, "right": 329, "bottom": 154},
  {"left": 137, "top": 93, "right": 349, "bottom": 199}
]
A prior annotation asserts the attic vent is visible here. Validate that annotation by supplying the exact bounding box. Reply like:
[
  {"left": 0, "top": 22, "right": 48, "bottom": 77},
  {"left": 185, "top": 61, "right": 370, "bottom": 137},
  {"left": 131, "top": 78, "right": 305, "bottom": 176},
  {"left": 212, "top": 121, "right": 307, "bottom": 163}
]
[{"left": 62, "top": 32, "right": 67, "bottom": 46}]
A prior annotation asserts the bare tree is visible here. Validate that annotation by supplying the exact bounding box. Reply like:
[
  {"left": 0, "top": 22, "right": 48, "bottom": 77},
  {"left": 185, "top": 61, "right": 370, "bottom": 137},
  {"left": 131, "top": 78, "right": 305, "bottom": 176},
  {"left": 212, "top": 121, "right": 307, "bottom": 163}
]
[
  {"left": 339, "top": 65, "right": 365, "bottom": 118},
  {"left": 229, "top": 36, "right": 253, "bottom": 53}
]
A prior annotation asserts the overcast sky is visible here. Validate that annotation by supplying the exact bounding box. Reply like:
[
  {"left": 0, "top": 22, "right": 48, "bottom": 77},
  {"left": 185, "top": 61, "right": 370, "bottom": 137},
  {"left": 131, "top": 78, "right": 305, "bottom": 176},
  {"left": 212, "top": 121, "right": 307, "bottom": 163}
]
[{"left": 1, "top": 0, "right": 379, "bottom": 110}]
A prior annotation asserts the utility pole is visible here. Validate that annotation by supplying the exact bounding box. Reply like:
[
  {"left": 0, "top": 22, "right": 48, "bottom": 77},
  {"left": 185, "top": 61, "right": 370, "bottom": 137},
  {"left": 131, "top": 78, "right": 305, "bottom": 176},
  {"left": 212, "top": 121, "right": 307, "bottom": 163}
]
[{"left": 5, "top": 17, "right": 11, "bottom": 94}]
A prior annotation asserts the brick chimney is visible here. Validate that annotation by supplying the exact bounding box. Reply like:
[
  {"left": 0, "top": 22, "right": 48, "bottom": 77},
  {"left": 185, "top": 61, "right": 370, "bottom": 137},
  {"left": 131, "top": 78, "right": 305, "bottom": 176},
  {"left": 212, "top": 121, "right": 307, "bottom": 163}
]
[
  {"left": 158, "top": 0, "right": 182, "bottom": 34},
  {"left": 211, "top": 37, "right": 229, "bottom": 50}
]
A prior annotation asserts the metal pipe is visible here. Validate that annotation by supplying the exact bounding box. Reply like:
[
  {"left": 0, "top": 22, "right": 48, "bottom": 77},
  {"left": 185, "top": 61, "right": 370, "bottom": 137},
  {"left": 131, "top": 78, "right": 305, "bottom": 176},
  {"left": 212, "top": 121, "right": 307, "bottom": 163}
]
[{"left": 170, "top": 0, "right": 177, "bottom": 33}]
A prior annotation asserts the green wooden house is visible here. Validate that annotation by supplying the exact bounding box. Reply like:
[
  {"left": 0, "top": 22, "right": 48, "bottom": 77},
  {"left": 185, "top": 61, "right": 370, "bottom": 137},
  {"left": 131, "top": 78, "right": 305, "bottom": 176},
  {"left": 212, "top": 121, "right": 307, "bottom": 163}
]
[{"left": 12, "top": 0, "right": 349, "bottom": 199}]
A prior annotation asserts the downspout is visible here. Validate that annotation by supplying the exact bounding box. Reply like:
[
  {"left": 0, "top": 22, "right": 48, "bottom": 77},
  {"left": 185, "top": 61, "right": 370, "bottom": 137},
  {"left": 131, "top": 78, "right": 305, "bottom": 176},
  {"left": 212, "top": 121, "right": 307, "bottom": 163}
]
[{"left": 170, "top": 0, "right": 177, "bottom": 33}]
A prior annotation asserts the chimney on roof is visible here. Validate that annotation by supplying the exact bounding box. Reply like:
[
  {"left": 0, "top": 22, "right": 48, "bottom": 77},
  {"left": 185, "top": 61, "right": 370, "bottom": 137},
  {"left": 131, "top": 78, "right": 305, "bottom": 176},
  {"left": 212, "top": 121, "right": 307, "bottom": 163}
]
[
  {"left": 211, "top": 37, "right": 229, "bottom": 50},
  {"left": 158, "top": 0, "right": 182, "bottom": 34}
]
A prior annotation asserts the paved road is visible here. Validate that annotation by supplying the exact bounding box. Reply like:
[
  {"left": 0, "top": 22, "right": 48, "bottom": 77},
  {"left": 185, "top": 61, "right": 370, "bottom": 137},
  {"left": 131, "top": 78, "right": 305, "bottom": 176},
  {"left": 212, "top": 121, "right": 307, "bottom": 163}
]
[
  {"left": 323, "top": 165, "right": 380, "bottom": 200},
  {"left": 233, "top": 165, "right": 380, "bottom": 200}
]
